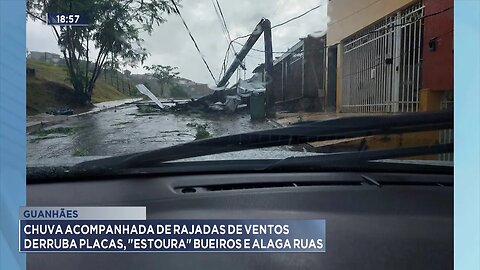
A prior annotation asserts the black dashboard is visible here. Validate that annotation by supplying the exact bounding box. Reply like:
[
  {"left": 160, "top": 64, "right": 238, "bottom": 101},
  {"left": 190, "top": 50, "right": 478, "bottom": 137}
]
[{"left": 27, "top": 171, "right": 453, "bottom": 270}]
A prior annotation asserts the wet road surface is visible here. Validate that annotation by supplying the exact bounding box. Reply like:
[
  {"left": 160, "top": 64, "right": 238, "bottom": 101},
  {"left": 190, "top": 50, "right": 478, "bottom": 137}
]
[{"left": 27, "top": 105, "right": 309, "bottom": 166}]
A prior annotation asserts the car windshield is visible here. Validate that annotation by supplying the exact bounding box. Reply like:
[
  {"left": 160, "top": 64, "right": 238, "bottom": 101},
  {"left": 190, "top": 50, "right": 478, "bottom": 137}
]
[{"left": 26, "top": 0, "right": 454, "bottom": 169}]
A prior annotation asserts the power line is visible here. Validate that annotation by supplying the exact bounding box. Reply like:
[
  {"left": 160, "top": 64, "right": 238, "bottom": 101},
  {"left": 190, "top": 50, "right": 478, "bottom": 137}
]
[
  {"left": 232, "top": 5, "right": 453, "bottom": 57},
  {"left": 422, "top": 6, "right": 454, "bottom": 20},
  {"left": 219, "top": 2, "right": 325, "bottom": 71},
  {"left": 218, "top": 3, "right": 452, "bottom": 82},
  {"left": 218, "top": 40, "right": 232, "bottom": 81},
  {"left": 170, "top": 0, "right": 217, "bottom": 82},
  {"left": 229, "top": 3, "right": 325, "bottom": 44},
  {"left": 220, "top": 34, "right": 251, "bottom": 75},
  {"left": 216, "top": 0, "right": 234, "bottom": 43},
  {"left": 342, "top": 46, "right": 420, "bottom": 78},
  {"left": 212, "top": 0, "right": 232, "bottom": 48},
  {"left": 435, "top": 29, "right": 454, "bottom": 39},
  {"left": 329, "top": 0, "right": 383, "bottom": 26},
  {"left": 271, "top": 4, "right": 324, "bottom": 29},
  {"left": 27, "top": 11, "right": 46, "bottom": 23},
  {"left": 213, "top": 0, "right": 245, "bottom": 80},
  {"left": 212, "top": 0, "right": 231, "bottom": 79},
  {"left": 350, "top": 6, "right": 453, "bottom": 43},
  {"left": 233, "top": 40, "right": 306, "bottom": 54}
]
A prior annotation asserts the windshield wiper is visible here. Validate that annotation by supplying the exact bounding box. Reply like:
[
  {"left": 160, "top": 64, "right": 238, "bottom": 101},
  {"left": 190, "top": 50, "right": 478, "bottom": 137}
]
[
  {"left": 74, "top": 111, "right": 452, "bottom": 170},
  {"left": 265, "top": 143, "right": 453, "bottom": 171},
  {"left": 28, "top": 143, "right": 452, "bottom": 182}
]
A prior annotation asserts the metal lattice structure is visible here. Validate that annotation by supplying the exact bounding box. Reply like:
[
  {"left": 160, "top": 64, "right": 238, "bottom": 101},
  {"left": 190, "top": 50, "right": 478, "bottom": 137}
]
[{"left": 341, "top": 2, "right": 424, "bottom": 113}]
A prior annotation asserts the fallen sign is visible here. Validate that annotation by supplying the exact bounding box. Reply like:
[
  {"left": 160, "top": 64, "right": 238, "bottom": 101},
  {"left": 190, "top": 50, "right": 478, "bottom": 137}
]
[{"left": 135, "top": 84, "right": 165, "bottom": 110}]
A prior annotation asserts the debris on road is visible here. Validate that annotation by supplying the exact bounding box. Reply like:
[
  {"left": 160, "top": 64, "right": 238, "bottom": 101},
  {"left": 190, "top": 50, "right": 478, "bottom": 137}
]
[
  {"left": 134, "top": 76, "right": 267, "bottom": 118},
  {"left": 46, "top": 107, "right": 74, "bottom": 115}
]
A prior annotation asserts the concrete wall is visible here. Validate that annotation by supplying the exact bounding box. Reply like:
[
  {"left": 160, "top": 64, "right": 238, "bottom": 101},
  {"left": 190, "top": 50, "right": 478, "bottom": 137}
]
[
  {"left": 327, "top": 0, "right": 417, "bottom": 46},
  {"left": 272, "top": 36, "right": 326, "bottom": 109}
]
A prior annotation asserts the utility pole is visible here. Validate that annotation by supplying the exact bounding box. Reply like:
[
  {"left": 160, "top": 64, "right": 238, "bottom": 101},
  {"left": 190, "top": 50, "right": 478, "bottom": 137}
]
[
  {"left": 216, "top": 19, "right": 266, "bottom": 88},
  {"left": 263, "top": 19, "right": 275, "bottom": 117},
  {"left": 215, "top": 18, "right": 275, "bottom": 118}
]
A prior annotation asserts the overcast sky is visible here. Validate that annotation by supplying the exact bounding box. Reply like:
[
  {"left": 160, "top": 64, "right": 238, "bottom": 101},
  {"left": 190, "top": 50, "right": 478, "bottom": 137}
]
[{"left": 26, "top": 0, "right": 328, "bottom": 85}]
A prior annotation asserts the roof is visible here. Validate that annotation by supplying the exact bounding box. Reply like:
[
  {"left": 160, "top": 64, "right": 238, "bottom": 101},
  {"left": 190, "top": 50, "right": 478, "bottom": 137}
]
[{"left": 273, "top": 39, "right": 304, "bottom": 65}]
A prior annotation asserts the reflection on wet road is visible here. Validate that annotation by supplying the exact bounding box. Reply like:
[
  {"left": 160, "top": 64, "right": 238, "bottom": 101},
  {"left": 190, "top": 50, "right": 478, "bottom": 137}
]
[{"left": 27, "top": 105, "right": 282, "bottom": 166}]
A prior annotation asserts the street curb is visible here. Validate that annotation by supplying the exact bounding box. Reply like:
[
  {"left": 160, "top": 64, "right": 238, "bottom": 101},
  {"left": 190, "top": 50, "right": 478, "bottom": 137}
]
[{"left": 26, "top": 98, "right": 142, "bottom": 133}]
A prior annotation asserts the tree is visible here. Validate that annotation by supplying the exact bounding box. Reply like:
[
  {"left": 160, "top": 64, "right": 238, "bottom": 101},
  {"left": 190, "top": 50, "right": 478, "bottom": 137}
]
[
  {"left": 27, "top": 0, "right": 180, "bottom": 104},
  {"left": 170, "top": 84, "right": 190, "bottom": 98},
  {"left": 144, "top": 64, "right": 180, "bottom": 97}
]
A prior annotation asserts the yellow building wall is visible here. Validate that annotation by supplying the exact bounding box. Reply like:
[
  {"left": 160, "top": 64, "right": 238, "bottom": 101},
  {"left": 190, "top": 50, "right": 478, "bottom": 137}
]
[
  {"left": 334, "top": 89, "right": 447, "bottom": 160},
  {"left": 329, "top": 0, "right": 419, "bottom": 113},
  {"left": 326, "top": 0, "right": 448, "bottom": 160},
  {"left": 327, "top": 0, "right": 417, "bottom": 46}
]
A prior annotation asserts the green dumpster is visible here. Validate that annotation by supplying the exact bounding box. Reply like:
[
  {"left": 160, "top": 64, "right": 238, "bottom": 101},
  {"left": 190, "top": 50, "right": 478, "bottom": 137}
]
[{"left": 249, "top": 91, "right": 266, "bottom": 121}]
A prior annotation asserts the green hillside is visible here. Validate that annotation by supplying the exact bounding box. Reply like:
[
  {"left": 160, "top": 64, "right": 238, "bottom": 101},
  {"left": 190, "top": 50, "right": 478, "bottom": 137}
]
[{"left": 27, "top": 60, "right": 135, "bottom": 115}]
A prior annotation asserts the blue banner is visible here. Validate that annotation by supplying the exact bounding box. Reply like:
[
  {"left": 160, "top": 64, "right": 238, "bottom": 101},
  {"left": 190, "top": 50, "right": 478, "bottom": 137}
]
[
  {"left": 19, "top": 220, "right": 326, "bottom": 252},
  {"left": 0, "top": 0, "right": 26, "bottom": 269},
  {"left": 47, "top": 13, "right": 89, "bottom": 26}
]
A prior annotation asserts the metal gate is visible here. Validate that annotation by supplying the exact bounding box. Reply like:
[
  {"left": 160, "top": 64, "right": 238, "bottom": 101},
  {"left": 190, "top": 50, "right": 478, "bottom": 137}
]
[
  {"left": 439, "top": 92, "right": 453, "bottom": 161},
  {"left": 341, "top": 2, "right": 424, "bottom": 113},
  {"left": 272, "top": 42, "right": 305, "bottom": 104}
]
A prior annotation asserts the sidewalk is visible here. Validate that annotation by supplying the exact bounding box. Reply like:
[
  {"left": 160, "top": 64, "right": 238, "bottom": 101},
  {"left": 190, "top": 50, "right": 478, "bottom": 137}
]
[
  {"left": 274, "top": 111, "right": 386, "bottom": 126},
  {"left": 27, "top": 98, "right": 142, "bottom": 133},
  {"left": 272, "top": 111, "right": 387, "bottom": 150},
  {"left": 272, "top": 111, "right": 440, "bottom": 159}
]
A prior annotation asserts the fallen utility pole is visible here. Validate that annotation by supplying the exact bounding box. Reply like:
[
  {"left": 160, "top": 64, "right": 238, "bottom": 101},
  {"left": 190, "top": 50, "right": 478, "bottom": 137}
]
[
  {"left": 216, "top": 18, "right": 275, "bottom": 117},
  {"left": 182, "top": 19, "right": 275, "bottom": 117},
  {"left": 263, "top": 19, "right": 275, "bottom": 117},
  {"left": 217, "top": 19, "right": 266, "bottom": 87}
]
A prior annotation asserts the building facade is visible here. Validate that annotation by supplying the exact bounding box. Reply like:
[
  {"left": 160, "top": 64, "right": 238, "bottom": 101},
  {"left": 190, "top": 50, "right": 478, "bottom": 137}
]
[
  {"left": 325, "top": 0, "right": 453, "bottom": 160},
  {"left": 326, "top": 0, "right": 453, "bottom": 113}
]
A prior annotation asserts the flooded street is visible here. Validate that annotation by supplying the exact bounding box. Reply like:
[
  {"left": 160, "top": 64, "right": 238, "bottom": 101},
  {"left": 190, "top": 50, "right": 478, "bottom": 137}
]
[{"left": 27, "top": 104, "right": 301, "bottom": 166}]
